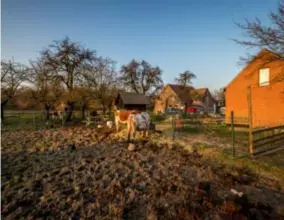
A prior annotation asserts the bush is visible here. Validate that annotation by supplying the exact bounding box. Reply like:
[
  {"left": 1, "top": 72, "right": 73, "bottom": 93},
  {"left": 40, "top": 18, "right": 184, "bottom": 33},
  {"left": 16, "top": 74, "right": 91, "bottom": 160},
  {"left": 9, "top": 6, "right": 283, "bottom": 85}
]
[
  {"left": 180, "top": 112, "right": 190, "bottom": 119},
  {"left": 151, "top": 113, "right": 166, "bottom": 122}
]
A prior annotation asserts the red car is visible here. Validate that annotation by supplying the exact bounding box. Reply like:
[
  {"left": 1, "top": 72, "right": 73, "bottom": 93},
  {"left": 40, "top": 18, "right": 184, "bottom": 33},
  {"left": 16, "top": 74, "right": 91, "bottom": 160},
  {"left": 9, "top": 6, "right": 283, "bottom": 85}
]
[{"left": 187, "top": 107, "right": 197, "bottom": 113}]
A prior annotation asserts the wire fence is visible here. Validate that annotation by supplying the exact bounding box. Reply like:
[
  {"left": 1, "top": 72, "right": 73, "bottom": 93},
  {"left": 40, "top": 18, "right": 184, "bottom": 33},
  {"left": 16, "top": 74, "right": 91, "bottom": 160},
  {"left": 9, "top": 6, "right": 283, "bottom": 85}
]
[
  {"left": 1, "top": 110, "right": 47, "bottom": 132},
  {"left": 2, "top": 110, "right": 284, "bottom": 158},
  {"left": 169, "top": 115, "right": 249, "bottom": 157},
  {"left": 154, "top": 112, "right": 284, "bottom": 158},
  {"left": 1, "top": 110, "right": 112, "bottom": 132}
]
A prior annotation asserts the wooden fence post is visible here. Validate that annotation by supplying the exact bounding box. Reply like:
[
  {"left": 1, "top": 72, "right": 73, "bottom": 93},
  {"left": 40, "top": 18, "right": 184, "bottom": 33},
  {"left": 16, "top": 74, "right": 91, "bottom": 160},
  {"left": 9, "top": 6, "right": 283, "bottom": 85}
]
[
  {"left": 33, "top": 112, "right": 36, "bottom": 130},
  {"left": 247, "top": 86, "right": 254, "bottom": 157},
  {"left": 172, "top": 116, "right": 176, "bottom": 141},
  {"left": 231, "top": 111, "right": 235, "bottom": 157}
]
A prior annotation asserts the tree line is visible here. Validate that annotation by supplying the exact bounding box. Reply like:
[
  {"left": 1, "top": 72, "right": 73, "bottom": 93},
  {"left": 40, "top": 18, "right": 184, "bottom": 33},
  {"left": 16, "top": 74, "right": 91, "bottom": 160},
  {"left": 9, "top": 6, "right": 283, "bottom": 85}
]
[
  {"left": 1, "top": 36, "right": 201, "bottom": 122},
  {"left": 1, "top": 37, "right": 169, "bottom": 123}
]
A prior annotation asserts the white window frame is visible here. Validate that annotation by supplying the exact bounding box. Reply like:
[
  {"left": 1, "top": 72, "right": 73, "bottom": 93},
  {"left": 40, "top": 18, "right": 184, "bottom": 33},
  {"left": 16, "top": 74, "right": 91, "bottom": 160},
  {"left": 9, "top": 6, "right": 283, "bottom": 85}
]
[{"left": 259, "top": 68, "right": 270, "bottom": 86}]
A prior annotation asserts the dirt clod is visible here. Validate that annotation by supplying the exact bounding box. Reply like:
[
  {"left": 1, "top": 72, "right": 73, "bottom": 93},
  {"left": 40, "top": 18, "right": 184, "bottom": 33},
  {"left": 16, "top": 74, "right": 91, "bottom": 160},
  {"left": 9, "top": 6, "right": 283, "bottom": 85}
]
[{"left": 128, "top": 143, "right": 135, "bottom": 151}]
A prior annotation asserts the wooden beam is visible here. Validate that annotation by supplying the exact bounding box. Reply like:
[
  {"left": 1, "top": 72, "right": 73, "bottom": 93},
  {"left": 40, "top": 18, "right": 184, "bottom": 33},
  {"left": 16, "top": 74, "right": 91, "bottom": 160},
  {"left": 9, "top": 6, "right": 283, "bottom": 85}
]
[
  {"left": 253, "top": 135, "right": 284, "bottom": 148},
  {"left": 247, "top": 86, "right": 254, "bottom": 156},
  {"left": 252, "top": 125, "right": 284, "bottom": 134},
  {"left": 231, "top": 111, "right": 235, "bottom": 157},
  {"left": 253, "top": 132, "right": 284, "bottom": 145}
]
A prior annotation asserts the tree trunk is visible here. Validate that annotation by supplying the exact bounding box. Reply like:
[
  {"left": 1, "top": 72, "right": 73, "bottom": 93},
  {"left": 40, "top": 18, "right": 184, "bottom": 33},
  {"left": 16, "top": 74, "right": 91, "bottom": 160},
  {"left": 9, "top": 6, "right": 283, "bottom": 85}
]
[
  {"left": 65, "top": 101, "right": 74, "bottom": 122},
  {"left": 102, "top": 105, "right": 106, "bottom": 115},
  {"left": 108, "top": 103, "right": 113, "bottom": 116},
  {"left": 1, "top": 99, "right": 9, "bottom": 124},
  {"left": 81, "top": 103, "right": 86, "bottom": 120},
  {"left": 184, "top": 102, "right": 188, "bottom": 114},
  {"left": 45, "top": 103, "right": 51, "bottom": 121}
]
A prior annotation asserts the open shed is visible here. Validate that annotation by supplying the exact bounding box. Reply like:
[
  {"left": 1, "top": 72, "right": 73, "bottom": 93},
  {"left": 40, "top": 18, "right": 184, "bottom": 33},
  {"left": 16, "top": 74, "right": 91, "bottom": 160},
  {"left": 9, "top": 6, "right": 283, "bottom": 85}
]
[{"left": 115, "top": 92, "right": 150, "bottom": 111}]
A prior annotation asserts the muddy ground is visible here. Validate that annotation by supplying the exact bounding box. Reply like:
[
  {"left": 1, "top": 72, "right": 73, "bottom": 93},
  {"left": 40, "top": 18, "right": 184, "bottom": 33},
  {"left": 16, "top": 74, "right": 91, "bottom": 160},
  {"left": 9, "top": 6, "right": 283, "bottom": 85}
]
[{"left": 2, "top": 127, "right": 284, "bottom": 219}]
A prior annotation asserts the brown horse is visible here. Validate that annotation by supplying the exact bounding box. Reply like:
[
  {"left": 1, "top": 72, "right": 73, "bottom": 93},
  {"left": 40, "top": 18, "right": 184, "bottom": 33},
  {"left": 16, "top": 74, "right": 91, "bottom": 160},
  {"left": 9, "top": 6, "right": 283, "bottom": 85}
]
[{"left": 50, "top": 102, "right": 68, "bottom": 120}]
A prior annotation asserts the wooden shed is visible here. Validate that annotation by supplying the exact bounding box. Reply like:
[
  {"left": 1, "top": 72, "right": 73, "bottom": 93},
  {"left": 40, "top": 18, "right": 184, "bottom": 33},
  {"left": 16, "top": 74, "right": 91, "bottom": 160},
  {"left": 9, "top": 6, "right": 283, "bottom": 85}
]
[{"left": 115, "top": 92, "right": 150, "bottom": 111}]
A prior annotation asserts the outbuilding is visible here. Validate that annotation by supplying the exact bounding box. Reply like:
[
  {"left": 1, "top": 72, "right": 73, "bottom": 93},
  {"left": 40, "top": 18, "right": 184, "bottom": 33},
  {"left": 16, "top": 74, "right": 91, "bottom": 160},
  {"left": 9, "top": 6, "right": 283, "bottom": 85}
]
[{"left": 114, "top": 92, "right": 150, "bottom": 111}]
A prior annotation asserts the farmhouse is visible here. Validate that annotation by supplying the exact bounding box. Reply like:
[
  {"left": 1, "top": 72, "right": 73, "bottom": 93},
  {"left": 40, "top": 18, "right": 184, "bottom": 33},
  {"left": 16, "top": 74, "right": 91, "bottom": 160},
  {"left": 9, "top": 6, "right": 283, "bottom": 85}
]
[
  {"left": 114, "top": 92, "right": 150, "bottom": 111},
  {"left": 154, "top": 84, "right": 217, "bottom": 114},
  {"left": 225, "top": 49, "right": 284, "bottom": 128}
]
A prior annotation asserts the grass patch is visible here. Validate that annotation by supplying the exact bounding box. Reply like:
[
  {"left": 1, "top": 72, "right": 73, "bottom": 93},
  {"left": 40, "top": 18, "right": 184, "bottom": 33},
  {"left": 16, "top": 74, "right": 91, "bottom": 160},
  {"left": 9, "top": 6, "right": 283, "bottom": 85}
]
[
  {"left": 2, "top": 113, "right": 45, "bottom": 131},
  {"left": 2, "top": 110, "right": 84, "bottom": 132},
  {"left": 175, "top": 126, "right": 202, "bottom": 134},
  {"left": 199, "top": 147, "right": 284, "bottom": 185},
  {"left": 150, "top": 113, "right": 166, "bottom": 122}
]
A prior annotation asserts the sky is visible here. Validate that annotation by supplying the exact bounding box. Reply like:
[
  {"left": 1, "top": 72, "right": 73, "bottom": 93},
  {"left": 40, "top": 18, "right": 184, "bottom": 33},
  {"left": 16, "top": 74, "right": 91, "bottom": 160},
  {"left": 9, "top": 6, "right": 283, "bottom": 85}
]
[{"left": 2, "top": 0, "right": 279, "bottom": 91}]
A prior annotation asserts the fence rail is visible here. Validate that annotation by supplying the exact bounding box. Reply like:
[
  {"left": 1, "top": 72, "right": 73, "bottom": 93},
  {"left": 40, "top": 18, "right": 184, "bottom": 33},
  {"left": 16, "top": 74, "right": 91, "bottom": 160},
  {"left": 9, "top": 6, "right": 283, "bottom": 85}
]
[
  {"left": 252, "top": 125, "right": 284, "bottom": 134},
  {"left": 169, "top": 112, "right": 284, "bottom": 158},
  {"left": 251, "top": 125, "right": 284, "bottom": 155},
  {"left": 170, "top": 114, "right": 250, "bottom": 158}
]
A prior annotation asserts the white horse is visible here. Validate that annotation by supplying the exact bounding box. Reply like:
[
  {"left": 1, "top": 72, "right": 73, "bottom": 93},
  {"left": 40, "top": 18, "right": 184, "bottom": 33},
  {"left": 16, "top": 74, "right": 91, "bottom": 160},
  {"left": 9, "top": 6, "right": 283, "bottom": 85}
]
[{"left": 127, "top": 111, "right": 151, "bottom": 141}]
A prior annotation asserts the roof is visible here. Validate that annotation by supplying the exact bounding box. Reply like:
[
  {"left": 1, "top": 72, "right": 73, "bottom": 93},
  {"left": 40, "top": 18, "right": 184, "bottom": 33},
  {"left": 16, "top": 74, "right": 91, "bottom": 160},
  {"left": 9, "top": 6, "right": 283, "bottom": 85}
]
[
  {"left": 167, "top": 84, "right": 194, "bottom": 103},
  {"left": 116, "top": 92, "right": 150, "bottom": 105},
  {"left": 194, "top": 88, "right": 208, "bottom": 97},
  {"left": 167, "top": 84, "right": 208, "bottom": 103},
  {"left": 226, "top": 48, "right": 282, "bottom": 89}
]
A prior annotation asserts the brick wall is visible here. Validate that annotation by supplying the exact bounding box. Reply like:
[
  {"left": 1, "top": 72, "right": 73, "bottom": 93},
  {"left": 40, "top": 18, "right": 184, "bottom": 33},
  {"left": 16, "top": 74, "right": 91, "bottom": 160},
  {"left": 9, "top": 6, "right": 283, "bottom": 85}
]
[
  {"left": 225, "top": 52, "right": 284, "bottom": 128},
  {"left": 154, "top": 86, "right": 182, "bottom": 113}
]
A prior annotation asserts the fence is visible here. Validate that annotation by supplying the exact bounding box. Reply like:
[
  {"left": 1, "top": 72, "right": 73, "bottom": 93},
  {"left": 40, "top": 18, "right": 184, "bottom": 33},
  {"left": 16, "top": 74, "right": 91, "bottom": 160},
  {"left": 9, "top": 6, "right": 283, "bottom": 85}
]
[
  {"left": 1, "top": 111, "right": 46, "bottom": 132},
  {"left": 167, "top": 111, "right": 284, "bottom": 158},
  {"left": 169, "top": 113, "right": 249, "bottom": 157},
  {"left": 250, "top": 125, "right": 284, "bottom": 156},
  {"left": 1, "top": 110, "right": 112, "bottom": 132}
]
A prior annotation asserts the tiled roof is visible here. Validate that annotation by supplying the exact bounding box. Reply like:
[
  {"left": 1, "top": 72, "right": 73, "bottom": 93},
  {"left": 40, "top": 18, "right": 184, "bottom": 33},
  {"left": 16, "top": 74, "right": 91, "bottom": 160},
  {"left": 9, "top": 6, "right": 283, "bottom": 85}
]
[
  {"left": 116, "top": 92, "right": 150, "bottom": 105},
  {"left": 167, "top": 84, "right": 208, "bottom": 103},
  {"left": 194, "top": 88, "right": 207, "bottom": 97}
]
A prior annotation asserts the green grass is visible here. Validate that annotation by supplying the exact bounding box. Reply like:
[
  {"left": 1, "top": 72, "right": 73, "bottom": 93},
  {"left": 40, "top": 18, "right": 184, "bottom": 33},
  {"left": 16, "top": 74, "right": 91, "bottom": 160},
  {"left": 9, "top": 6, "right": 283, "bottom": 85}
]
[
  {"left": 175, "top": 126, "right": 202, "bottom": 134},
  {"left": 2, "top": 112, "right": 45, "bottom": 131},
  {"left": 2, "top": 110, "right": 84, "bottom": 132},
  {"left": 198, "top": 146, "right": 284, "bottom": 185},
  {"left": 150, "top": 113, "right": 166, "bottom": 122},
  {"left": 2, "top": 109, "right": 115, "bottom": 132},
  {"left": 209, "top": 124, "right": 248, "bottom": 138}
]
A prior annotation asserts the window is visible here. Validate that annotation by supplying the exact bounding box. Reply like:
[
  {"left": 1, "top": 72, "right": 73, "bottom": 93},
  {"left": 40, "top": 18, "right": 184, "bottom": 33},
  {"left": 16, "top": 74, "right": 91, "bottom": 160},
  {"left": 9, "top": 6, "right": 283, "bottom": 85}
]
[{"left": 259, "top": 68, "right": 270, "bottom": 86}]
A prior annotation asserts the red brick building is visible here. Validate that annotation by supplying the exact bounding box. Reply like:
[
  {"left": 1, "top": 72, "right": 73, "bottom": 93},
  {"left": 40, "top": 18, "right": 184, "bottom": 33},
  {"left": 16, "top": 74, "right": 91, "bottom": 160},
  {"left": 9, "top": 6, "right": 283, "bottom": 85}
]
[
  {"left": 225, "top": 49, "right": 284, "bottom": 128},
  {"left": 154, "top": 84, "right": 217, "bottom": 114}
]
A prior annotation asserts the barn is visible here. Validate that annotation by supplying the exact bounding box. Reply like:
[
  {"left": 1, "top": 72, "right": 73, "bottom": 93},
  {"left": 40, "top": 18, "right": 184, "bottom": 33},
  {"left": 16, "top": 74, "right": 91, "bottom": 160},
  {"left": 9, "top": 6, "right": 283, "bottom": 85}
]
[{"left": 115, "top": 92, "right": 150, "bottom": 111}]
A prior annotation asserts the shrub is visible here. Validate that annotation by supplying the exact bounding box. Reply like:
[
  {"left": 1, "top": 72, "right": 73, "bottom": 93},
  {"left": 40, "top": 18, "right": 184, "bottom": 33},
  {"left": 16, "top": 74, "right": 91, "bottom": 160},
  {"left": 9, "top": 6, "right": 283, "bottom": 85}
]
[{"left": 151, "top": 113, "right": 166, "bottom": 122}]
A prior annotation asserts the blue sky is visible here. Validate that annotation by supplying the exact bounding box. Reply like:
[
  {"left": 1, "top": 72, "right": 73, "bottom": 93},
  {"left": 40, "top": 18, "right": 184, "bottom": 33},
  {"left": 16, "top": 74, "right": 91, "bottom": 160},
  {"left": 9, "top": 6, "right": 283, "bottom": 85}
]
[{"left": 2, "top": 0, "right": 279, "bottom": 91}]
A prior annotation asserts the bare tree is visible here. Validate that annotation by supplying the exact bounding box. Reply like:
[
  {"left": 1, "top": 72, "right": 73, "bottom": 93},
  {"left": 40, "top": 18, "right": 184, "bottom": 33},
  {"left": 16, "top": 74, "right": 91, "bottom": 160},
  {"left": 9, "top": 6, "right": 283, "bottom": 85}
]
[
  {"left": 95, "top": 57, "right": 118, "bottom": 114},
  {"left": 175, "top": 71, "right": 196, "bottom": 87},
  {"left": 212, "top": 88, "right": 225, "bottom": 107},
  {"left": 29, "top": 59, "right": 64, "bottom": 121},
  {"left": 14, "top": 87, "right": 37, "bottom": 110},
  {"left": 80, "top": 57, "right": 118, "bottom": 115},
  {"left": 120, "top": 59, "right": 163, "bottom": 95},
  {"left": 1, "top": 60, "right": 29, "bottom": 123},
  {"left": 175, "top": 70, "right": 197, "bottom": 112},
  {"left": 234, "top": 0, "right": 284, "bottom": 58},
  {"left": 72, "top": 86, "right": 93, "bottom": 120},
  {"left": 234, "top": 0, "right": 284, "bottom": 83},
  {"left": 40, "top": 37, "right": 96, "bottom": 121}
]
